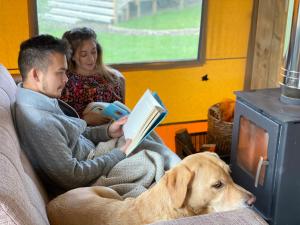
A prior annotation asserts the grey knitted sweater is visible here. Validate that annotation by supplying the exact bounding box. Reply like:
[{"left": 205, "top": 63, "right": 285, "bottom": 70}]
[{"left": 14, "top": 84, "right": 126, "bottom": 194}]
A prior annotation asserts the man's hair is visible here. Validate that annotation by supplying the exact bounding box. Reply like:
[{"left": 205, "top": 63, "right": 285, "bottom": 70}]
[{"left": 18, "top": 34, "right": 70, "bottom": 81}]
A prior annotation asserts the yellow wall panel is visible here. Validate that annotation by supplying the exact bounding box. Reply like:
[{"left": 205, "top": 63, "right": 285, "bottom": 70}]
[
  {"left": 124, "top": 58, "right": 245, "bottom": 123},
  {"left": 0, "top": 0, "right": 30, "bottom": 69},
  {"left": 206, "top": 0, "right": 253, "bottom": 59}
]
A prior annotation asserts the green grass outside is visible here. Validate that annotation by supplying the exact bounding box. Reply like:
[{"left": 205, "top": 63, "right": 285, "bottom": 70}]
[
  {"left": 101, "top": 34, "right": 199, "bottom": 63},
  {"left": 38, "top": 2, "right": 202, "bottom": 64},
  {"left": 117, "top": 4, "right": 201, "bottom": 29}
]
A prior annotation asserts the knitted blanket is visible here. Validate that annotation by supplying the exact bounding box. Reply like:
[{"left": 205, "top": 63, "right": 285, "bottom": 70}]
[{"left": 92, "top": 136, "right": 168, "bottom": 198}]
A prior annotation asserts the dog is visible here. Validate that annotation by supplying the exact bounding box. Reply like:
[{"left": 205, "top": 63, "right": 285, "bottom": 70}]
[{"left": 47, "top": 152, "right": 255, "bottom": 225}]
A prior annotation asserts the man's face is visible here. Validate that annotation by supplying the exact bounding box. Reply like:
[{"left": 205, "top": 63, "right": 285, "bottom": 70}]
[{"left": 38, "top": 52, "right": 68, "bottom": 98}]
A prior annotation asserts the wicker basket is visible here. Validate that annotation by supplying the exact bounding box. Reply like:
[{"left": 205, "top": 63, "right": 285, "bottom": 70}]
[{"left": 207, "top": 103, "right": 233, "bottom": 157}]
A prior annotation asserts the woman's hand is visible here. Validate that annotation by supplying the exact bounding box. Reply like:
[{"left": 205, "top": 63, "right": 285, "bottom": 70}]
[
  {"left": 108, "top": 116, "right": 128, "bottom": 138},
  {"left": 83, "top": 110, "right": 111, "bottom": 126}
]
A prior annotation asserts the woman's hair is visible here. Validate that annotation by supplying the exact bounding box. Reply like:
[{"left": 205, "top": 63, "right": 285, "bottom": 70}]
[{"left": 62, "top": 27, "right": 114, "bottom": 81}]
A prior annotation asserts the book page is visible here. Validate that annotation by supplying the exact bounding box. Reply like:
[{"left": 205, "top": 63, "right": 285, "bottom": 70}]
[
  {"left": 123, "top": 90, "right": 165, "bottom": 154},
  {"left": 138, "top": 107, "right": 162, "bottom": 140},
  {"left": 127, "top": 107, "right": 162, "bottom": 152}
]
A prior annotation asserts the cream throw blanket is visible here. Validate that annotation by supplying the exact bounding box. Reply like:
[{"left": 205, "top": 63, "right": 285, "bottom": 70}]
[{"left": 92, "top": 136, "right": 167, "bottom": 198}]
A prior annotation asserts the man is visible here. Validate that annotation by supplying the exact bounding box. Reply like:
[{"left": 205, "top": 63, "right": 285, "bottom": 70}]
[
  {"left": 15, "top": 34, "right": 181, "bottom": 197},
  {"left": 14, "top": 35, "right": 130, "bottom": 195}
]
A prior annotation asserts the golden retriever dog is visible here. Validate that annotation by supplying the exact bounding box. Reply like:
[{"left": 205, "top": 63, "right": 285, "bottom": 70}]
[{"left": 47, "top": 152, "right": 255, "bottom": 225}]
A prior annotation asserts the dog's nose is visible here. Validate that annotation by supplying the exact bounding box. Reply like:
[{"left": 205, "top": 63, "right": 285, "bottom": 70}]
[{"left": 246, "top": 194, "right": 256, "bottom": 206}]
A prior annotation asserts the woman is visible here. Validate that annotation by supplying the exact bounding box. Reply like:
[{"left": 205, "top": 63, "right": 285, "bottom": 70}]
[
  {"left": 61, "top": 27, "right": 181, "bottom": 173},
  {"left": 61, "top": 27, "right": 125, "bottom": 125}
]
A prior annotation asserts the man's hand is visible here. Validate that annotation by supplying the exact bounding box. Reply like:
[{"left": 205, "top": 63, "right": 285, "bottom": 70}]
[{"left": 108, "top": 116, "right": 128, "bottom": 138}]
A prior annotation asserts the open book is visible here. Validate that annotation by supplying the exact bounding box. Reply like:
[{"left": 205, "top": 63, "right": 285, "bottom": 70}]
[
  {"left": 123, "top": 89, "right": 167, "bottom": 155},
  {"left": 83, "top": 101, "right": 130, "bottom": 121}
]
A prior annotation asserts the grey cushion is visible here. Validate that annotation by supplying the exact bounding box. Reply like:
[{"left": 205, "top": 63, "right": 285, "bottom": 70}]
[
  {"left": 0, "top": 65, "right": 49, "bottom": 225},
  {"left": 150, "top": 208, "right": 268, "bottom": 225}
]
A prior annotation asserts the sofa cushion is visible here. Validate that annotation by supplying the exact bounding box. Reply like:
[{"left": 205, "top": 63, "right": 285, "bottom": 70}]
[
  {"left": 0, "top": 65, "right": 49, "bottom": 225},
  {"left": 0, "top": 65, "right": 16, "bottom": 102},
  {"left": 0, "top": 155, "right": 49, "bottom": 225},
  {"left": 151, "top": 208, "right": 268, "bottom": 225}
]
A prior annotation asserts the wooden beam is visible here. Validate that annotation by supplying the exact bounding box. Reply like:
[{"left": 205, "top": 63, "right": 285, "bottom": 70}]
[
  {"left": 28, "top": 0, "right": 38, "bottom": 36},
  {"left": 245, "top": 0, "right": 288, "bottom": 90},
  {"left": 244, "top": 0, "right": 259, "bottom": 90}
]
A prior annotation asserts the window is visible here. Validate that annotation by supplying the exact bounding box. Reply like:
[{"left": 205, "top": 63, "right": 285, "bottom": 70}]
[{"left": 35, "top": 0, "right": 205, "bottom": 69}]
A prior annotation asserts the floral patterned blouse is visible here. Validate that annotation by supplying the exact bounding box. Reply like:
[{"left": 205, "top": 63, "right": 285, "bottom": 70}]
[{"left": 60, "top": 69, "right": 125, "bottom": 118}]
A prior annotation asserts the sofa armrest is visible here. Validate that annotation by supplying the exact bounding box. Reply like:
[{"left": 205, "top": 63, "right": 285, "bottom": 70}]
[{"left": 150, "top": 208, "right": 268, "bottom": 225}]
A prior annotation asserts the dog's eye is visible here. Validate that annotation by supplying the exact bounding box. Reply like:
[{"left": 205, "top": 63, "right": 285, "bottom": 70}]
[{"left": 212, "top": 181, "right": 224, "bottom": 189}]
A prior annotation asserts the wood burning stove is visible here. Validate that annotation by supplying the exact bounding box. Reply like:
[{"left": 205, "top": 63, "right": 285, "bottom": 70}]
[{"left": 230, "top": 88, "right": 300, "bottom": 225}]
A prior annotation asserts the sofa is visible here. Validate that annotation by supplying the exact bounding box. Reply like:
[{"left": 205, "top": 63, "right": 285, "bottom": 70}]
[{"left": 0, "top": 64, "right": 268, "bottom": 225}]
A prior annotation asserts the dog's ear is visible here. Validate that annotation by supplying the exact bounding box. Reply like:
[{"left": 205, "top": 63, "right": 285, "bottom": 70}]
[{"left": 166, "top": 165, "right": 194, "bottom": 208}]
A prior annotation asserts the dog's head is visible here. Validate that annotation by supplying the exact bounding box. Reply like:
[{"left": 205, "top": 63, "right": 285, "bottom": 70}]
[{"left": 165, "top": 152, "right": 255, "bottom": 215}]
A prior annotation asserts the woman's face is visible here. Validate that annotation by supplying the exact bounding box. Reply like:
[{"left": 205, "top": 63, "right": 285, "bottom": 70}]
[{"left": 73, "top": 39, "right": 98, "bottom": 75}]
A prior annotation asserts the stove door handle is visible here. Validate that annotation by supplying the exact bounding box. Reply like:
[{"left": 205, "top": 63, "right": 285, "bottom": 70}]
[{"left": 255, "top": 156, "right": 269, "bottom": 187}]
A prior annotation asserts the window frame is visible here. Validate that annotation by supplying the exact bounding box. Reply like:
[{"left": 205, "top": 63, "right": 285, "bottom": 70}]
[{"left": 30, "top": 0, "right": 207, "bottom": 71}]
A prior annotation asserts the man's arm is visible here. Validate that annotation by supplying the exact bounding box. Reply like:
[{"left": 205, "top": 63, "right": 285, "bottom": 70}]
[
  {"left": 83, "top": 123, "right": 111, "bottom": 143},
  {"left": 20, "top": 118, "right": 126, "bottom": 190},
  {"left": 83, "top": 116, "right": 128, "bottom": 143}
]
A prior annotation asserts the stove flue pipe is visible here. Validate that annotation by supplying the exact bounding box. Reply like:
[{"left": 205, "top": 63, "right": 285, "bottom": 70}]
[{"left": 280, "top": 0, "right": 300, "bottom": 104}]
